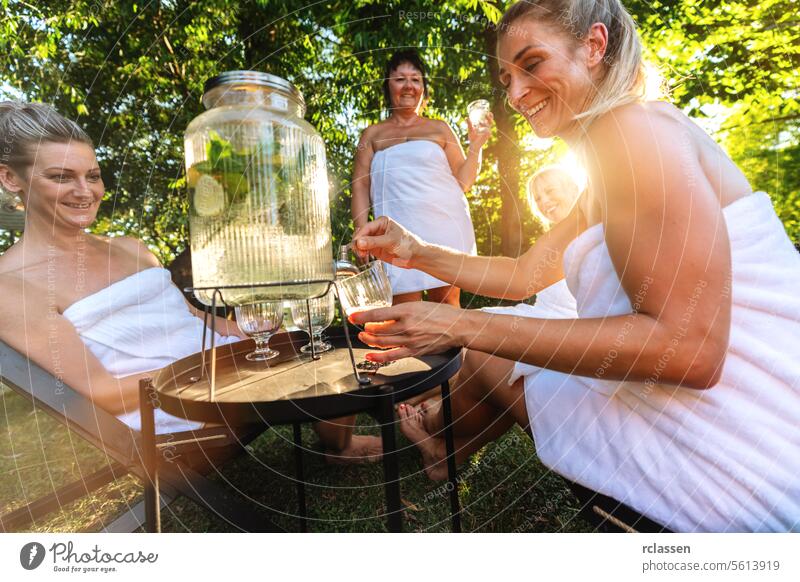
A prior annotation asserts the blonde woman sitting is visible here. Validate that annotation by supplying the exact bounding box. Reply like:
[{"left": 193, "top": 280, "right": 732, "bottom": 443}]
[
  {"left": 0, "top": 102, "right": 251, "bottom": 434},
  {"left": 351, "top": 0, "right": 800, "bottom": 532}
]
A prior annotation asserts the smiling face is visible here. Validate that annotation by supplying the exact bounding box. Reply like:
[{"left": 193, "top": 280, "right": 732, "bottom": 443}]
[
  {"left": 530, "top": 171, "right": 580, "bottom": 224},
  {"left": 387, "top": 62, "right": 426, "bottom": 113},
  {"left": 0, "top": 141, "right": 104, "bottom": 230},
  {"left": 497, "top": 18, "right": 606, "bottom": 139}
]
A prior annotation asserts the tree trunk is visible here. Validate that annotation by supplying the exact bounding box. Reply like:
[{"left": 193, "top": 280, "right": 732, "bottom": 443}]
[{"left": 484, "top": 27, "right": 524, "bottom": 258}]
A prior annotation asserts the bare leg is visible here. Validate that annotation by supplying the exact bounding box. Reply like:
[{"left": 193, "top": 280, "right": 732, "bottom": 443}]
[
  {"left": 400, "top": 349, "right": 530, "bottom": 480},
  {"left": 426, "top": 285, "right": 461, "bottom": 307},
  {"left": 398, "top": 402, "right": 514, "bottom": 481},
  {"left": 314, "top": 415, "right": 383, "bottom": 464},
  {"left": 426, "top": 349, "right": 529, "bottom": 436}
]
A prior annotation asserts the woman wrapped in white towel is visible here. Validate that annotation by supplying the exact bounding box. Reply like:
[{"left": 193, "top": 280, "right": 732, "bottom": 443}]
[
  {"left": 350, "top": 0, "right": 800, "bottom": 532},
  {"left": 350, "top": 48, "right": 490, "bottom": 307},
  {"left": 323, "top": 49, "right": 493, "bottom": 462},
  {"left": 0, "top": 102, "right": 252, "bottom": 435}
]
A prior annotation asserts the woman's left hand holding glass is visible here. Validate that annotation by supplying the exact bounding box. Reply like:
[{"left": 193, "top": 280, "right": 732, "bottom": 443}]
[
  {"left": 467, "top": 112, "right": 494, "bottom": 149},
  {"left": 349, "top": 301, "right": 463, "bottom": 364}
]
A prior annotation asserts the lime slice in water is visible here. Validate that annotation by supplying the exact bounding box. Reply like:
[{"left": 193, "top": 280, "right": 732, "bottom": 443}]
[{"left": 193, "top": 175, "right": 225, "bottom": 216}]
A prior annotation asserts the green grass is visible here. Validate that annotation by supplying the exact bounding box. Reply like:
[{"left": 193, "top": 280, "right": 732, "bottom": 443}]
[{"left": 1, "top": 383, "right": 593, "bottom": 533}]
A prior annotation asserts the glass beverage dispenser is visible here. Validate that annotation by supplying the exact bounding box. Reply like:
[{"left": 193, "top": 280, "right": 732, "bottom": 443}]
[{"left": 185, "top": 71, "right": 333, "bottom": 305}]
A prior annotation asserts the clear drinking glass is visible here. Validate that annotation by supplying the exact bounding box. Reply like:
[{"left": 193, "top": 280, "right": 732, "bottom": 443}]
[
  {"left": 336, "top": 261, "right": 393, "bottom": 320},
  {"left": 235, "top": 302, "right": 284, "bottom": 361},
  {"left": 467, "top": 99, "right": 491, "bottom": 131},
  {"left": 288, "top": 291, "right": 336, "bottom": 354},
  {"left": 336, "top": 261, "right": 394, "bottom": 370}
]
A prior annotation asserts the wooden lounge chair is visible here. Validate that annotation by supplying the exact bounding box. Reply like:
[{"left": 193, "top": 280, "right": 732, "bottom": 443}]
[
  {"left": 566, "top": 479, "right": 672, "bottom": 533},
  {"left": 0, "top": 339, "right": 275, "bottom": 532}
]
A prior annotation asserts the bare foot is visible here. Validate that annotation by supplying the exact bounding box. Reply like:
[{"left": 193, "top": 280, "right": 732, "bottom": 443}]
[
  {"left": 419, "top": 397, "right": 443, "bottom": 434},
  {"left": 397, "top": 403, "right": 448, "bottom": 481},
  {"left": 324, "top": 435, "right": 383, "bottom": 465}
]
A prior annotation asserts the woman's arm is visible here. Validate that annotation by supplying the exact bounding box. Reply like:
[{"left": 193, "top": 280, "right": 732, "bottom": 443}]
[
  {"left": 185, "top": 300, "right": 248, "bottom": 339},
  {"left": 417, "top": 202, "right": 584, "bottom": 299},
  {"left": 351, "top": 127, "right": 375, "bottom": 231},
  {"left": 440, "top": 119, "right": 492, "bottom": 192},
  {"left": 0, "top": 281, "right": 149, "bottom": 415},
  {"left": 353, "top": 203, "right": 585, "bottom": 300},
  {"left": 355, "top": 105, "right": 731, "bottom": 390}
]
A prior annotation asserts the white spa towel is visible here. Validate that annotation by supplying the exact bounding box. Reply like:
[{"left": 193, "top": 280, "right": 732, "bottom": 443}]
[
  {"left": 63, "top": 267, "right": 240, "bottom": 434},
  {"left": 482, "top": 279, "right": 577, "bottom": 383},
  {"left": 505, "top": 192, "right": 800, "bottom": 532},
  {"left": 370, "top": 140, "right": 477, "bottom": 294}
]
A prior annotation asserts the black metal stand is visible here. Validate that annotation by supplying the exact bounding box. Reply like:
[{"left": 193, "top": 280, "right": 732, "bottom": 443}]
[
  {"left": 293, "top": 422, "right": 308, "bottom": 532},
  {"left": 285, "top": 380, "right": 461, "bottom": 533},
  {"left": 140, "top": 380, "right": 160, "bottom": 533},
  {"left": 378, "top": 385, "right": 403, "bottom": 532},
  {"left": 184, "top": 278, "right": 372, "bottom": 398},
  {"left": 140, "top": 378, "right": 284, "bottom": 533},
  {"left": 141, "top": 377, "right": 464, "bottom": 533},
  {"left": 440, "top": 380, "right": 461, "bottom": 532}
]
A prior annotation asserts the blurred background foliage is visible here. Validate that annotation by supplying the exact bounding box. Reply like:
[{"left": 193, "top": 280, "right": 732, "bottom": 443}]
[{"left": 0, "top": 0, "right": 797, "bottom": 264}]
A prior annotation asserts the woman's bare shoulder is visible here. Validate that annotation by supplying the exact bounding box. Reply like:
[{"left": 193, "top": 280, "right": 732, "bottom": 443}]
[
  {"left": 0, "top": 242, "right": 23, "bottom": 275},
  {"left": 0, "top": 268, "right": 47, "bottom": 325},
  {"left": 360, "top": 120, "right": 389, "bottom": 140},
  {"left": 589, "top": 101, "right": 686, "bottom": 138},
  {"left": 0, "top": 243, "right": 51, "bottom": 280},
  {"left": 431, "top": 118, "right": 457, "bottom": 137},
  {"left": 357, "top": 122, "right": 389, "bottom": 153},
  {"left": 583, "top": 101, "right": 696, "bottom": 171},
  {"left": 106, "top": 236, "right": 161, "bottom": 268},
  {"left": 0, "top": 266, "right": 24, "bottom": 293}
]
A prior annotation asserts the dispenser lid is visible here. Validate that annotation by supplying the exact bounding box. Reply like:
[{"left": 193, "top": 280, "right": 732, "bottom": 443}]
[{"left": 202, "top": 71, "right": 305, "bottom": 108}]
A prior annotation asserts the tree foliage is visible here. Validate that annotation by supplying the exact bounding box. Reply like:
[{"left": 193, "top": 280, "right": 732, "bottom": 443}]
[{"left": 0, "top": 0, "right": 797, "bottom": 262}]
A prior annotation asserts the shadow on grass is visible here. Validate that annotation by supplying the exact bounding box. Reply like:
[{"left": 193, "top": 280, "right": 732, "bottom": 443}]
[{"left": 1, "top": 384, "right": 593, "bottom": 533}]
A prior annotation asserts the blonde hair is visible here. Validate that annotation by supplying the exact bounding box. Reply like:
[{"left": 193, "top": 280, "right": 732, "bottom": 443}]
[
  {"left": 526, "top": 164, "right": 578, "bottom": 229},
  {"left": 0, "top": 101, "right": 93, "bottom": 172},
  {"left": 498, "top": 0, "right": 649, "bottom": 130}
]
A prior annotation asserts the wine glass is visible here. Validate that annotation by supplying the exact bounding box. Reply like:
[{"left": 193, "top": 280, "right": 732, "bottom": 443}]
[
  {"left": 336, "top": 261, "right": 394, "bottom": 370},
  {"left": 234, "top": 301, "right": 284, "bottom": 361},
  {"left": 288, "top": 291, "right": 336, "bottom": 355}
]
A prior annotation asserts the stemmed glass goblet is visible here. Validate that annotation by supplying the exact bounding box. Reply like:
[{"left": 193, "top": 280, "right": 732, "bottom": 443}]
[
  {"left": 288, "top": 291, "right": 336, "bottom": 355},
  {"left": 235, "top": 301, "right": 284, "bottom": 361}
]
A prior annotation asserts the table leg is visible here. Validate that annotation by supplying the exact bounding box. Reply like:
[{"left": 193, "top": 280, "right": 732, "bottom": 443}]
[
  {"left": 139, "top": 378, "right": 161, "bottom": 533},
  {"left": 293, "top": 422, "right": 308, "bottom": 532},
  {"left": 440, "top": 380, "right": 461, "bottom": 532},
  {"left": 378, "top": 385, "right": 402, "bottom": 532}
]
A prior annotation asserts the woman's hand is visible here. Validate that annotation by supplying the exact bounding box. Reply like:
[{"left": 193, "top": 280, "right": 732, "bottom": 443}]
[
  {"left": 467, "top": 112, "right": 493, "bottom": 149},
  {"left": 349, "top": 301, "right": 464, "bottom": 363},
  {"left": 352, "top": 216, "right": 424, "bottom": 267}
]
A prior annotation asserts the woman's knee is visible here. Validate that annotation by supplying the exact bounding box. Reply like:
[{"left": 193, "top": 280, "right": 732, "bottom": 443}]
[
  {"left": 426, "top": 285, "right": 460, "bottom": 306},
  {"left": 457, "top": 349, "right": 515, "bottom": 397},
  {"left": 393, "top": 291, "right": 423, "bottom": 305},
  {"left": 462, "top": 348, "right": 514, "bottom": 381},
  {"left": 507, "top": 377, "right": 530, "bottom": 430}
]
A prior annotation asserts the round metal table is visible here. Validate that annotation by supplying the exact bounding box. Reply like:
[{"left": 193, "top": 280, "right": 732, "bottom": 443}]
[{"left": 139, "top": 328, "right": 463, "bottom": 532}]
